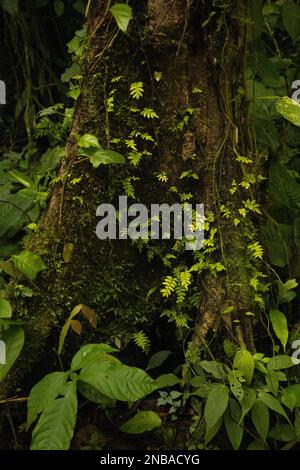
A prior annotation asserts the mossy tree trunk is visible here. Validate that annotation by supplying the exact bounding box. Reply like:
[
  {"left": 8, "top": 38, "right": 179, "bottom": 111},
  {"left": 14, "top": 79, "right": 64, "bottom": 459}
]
[{"left": 0, "top": 0, "right": 257, "bottom": 422}]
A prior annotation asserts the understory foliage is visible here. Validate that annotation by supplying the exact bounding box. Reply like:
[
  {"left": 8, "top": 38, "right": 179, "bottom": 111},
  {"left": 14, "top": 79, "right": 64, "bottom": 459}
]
[{"left": 2, "top": 0, "right": 300, "bottom": 451}]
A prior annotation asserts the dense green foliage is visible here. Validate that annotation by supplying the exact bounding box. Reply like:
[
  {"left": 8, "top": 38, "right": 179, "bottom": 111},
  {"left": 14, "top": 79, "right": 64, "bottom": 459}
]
[{"left": 2, "top": 0, "right": 300, "bottom": 452}]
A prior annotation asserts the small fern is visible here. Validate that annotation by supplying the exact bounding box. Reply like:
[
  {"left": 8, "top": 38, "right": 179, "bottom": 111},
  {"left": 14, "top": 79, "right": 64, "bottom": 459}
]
[
  {"left": 248, "top": 242, "right": 264, "bottom": 259},
  {"left": 154, "top": 71, "right": 162, "bottom": 82},
  {"left": 141, "top": 107, "right": 159, "bottom": 119},
  {"left": 180, "top": 271, "right": 192, "bottom": 290},
  {"left": 127, "top": 151, "right": 142, "bottom": 166},
  {"left": 132, "top": 330, "right": 150, "bottom": 352},
  {"left": 161, "top": 309, "right": 189, "bottom": 328},
  {"left": 161, "top": 276, "right": 177, "bottom": 297},
  {"left": 124, "top": 139, "right": 137, "bottom": 151},
  {"left": 130, "top": 82, "right": 144, "bottom": 99},
  {"left": 175, "top": 283, "right": 187, "bottom": 304}
]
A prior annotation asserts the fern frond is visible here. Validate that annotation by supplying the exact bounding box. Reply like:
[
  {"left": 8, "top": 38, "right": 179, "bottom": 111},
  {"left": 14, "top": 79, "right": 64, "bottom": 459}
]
[
  {"left": 132, "top": 331, "right": 150, "bottom": 352},
  {"left": 141, "top": 108, "right": 159, "bottom": 119},
  {"left": 161, "top": 276, "right": 177, "bottom": 297},
  {"left": 130, "top": 82, "right": 144, "bottom": 99}
]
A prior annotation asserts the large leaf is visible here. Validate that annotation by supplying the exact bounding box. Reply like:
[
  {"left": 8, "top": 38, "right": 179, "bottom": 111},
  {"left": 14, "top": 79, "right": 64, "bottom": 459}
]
[
  {"left": 27, "top": 372, "right": 69, "bottom": 429},
  {"left": 281, "top": 384, "right": 300, "bottom": 411},
  {"left": 240, "top": 388, "right": 256, "bottom": 421},
  {"left": 233, "top": 349, "right": 254, "bottom": 385},
  {"left": 224, "top": 399, "right": 244, "bottom": 450},
  {"left": 11, "top": 250, "right": 46, "bottom": 281},
  {"left": 110, "top": 3, "right": 132, "bottom": 32},
  {"left": 269, "top": 310, "right": 288, "bottom": 351},
  {"left": 267, "top": 355, "right": 296, "bottom": 370},
  {"left": 0, "top": 298, "right": 12, "bottom": 319},
  {"left": 0, "top": 326, "right": 24, "bottom": 381},
  {"left": 200, "top": 360, "right": 227, "bottom": 380},
  {"left": 258, "top": 391, "right": 289, "bottom": 421},
  {"left": 204, "top": 384, "right": 229, "bottom": 444},
  {"left": 154, "top": 374, "right": 181, "bottom": 388},
  {"left": 77, "top": 381, "right": 115, "bottom": 407},
  {"left": 77, "top": 133, "right": 100, "bottom": 148},
  {"left": 90, "top": 149, "right": 125, "bottom": 167},
  {"left": 71, "top": 343, "right": 118, "bottom": 371},
  {"left": 283, "top": 3, "right": 300, "bottom": 43},
  {"left": 120, "top": 411, "right": 161, "bottom": 434},
  {"left": 251, "top": 400, "right": 269, "bottom": 442},
  {"left": 79, "top": 362, "right": 158, "bottom": 401},
  {"left": 268, "top": 424, "right": 296, "bottom": 442},
  {"left": 30, "top": 382, "right": 77, "bottom": 450},
  {"left": 146, "top": 350, "right": 172, "bottom": 371},
  {"left": 276, "top": 97, "right": 300, "bottom": 127},
  {"left": 228, "top": 370, "right": 244, "bottom": 402}
]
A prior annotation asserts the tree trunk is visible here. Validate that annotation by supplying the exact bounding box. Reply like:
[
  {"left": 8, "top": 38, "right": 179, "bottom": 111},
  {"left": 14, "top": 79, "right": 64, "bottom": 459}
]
[{"left": 0, "top": 0, "right": 256, "bottom": 408}]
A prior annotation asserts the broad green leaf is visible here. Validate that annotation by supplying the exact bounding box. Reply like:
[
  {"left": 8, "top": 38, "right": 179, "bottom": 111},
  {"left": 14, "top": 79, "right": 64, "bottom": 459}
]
[
  {"left": 120, "top": 411, "right": 161, "bottom": 434},
  {"left": 205, "top": 416, "right": 223, "bottom": 445},
  {"left": 269, "top": 310, "right": 288, "bottom": 351},
  {"left": 251, "top": 400, "right": 269, "bottom": 443},
  {"left": 77, "top": 133, "right": 100, "bottom": 148},
  {"left": 146, "top": 350, "right": 172, "bottom": 371},
  {"left": 0, "top": 298, "right": 12, "bottom": 319},
  {"left": 247, "top": 440, "right": 266, "bottom": 450},
  {"left": 79, "top": 362, "right": 157, "bottom": 401},
  {"left": 71, "top": 343, "right": 118, "bottom": 371},
  {"left": 77, "top": 381, "right": 115, "bottom": 407},
  {"left": 90, "top": 149, "right": 125, "bottom": 167},
  {"left": 266, "top": 368, "right": 279, "bottom": 397},
  {"left": 204, "top": 384, "right": 229, "bottom": 444},
  {"left": 276, "top": 97, "right": 300, "bottom": 127},
  {"left": 283, "top": 3, "right": 300, "bottom": 43},
  {"left": 154, "top": 374, "right": 180, "bottom": 388},
  {"left": 224, "top": 400, "right": 244, "bottom": 450},
  {"left": 30, "top": 382, "right": 77, "bottom": 450},
  {"left": 281, "top": 385, "right": 300, "bottom": 411},
  {"left": 240, "top": 388, "right": 256, "bottom": 421},
  {"left": 267, "top": 355, "right": 295, "bottom": 370},
  {"left": 258, "top": 391, "right": 289, "bottom": 421},
  {"left": 0, "top": 326, "right": 24, "bottom": 381},
  {"left": 11, "top": 251, "right": 46, "bottom": 281},
  {"left": 228, "top": 370, "right": 244, "bottom": 402},
  {"left": 200, "top": 360, "right": 227, "bottom": 380},
  {"left": 110, "top": 3, "right": 132, "bottom": 32},
  {"left": 9, "top": 170, "right": 33, "bottom": 188},
  {"left": 233, "top": 349, "right": 254, "bottom": 384},
  {"left": 268, "top": 424, "right": 296, "bottom": 442},
  {"left": 27, "top": 372, "right": 69, "bottom": 428},
  {"left": 284, "top": 279, "right": 298, "bottom": 291},
  {"left": 189, "top": 375, "right": 206, "bottom": 388},
  {"left": 276, "top": 280, "right": 297, "bottom": 304}
]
